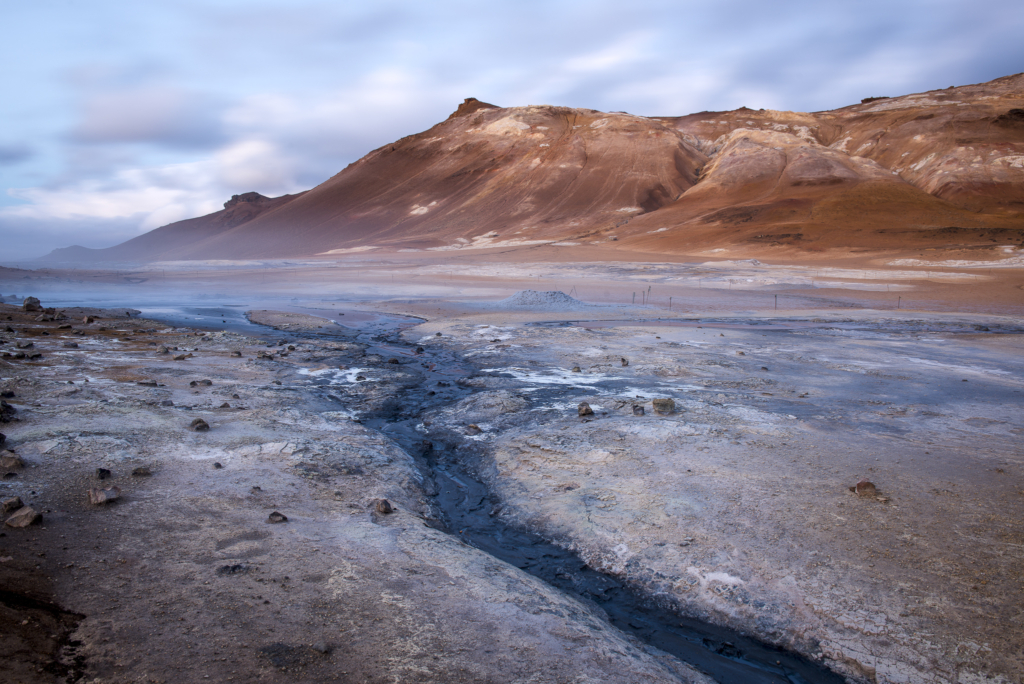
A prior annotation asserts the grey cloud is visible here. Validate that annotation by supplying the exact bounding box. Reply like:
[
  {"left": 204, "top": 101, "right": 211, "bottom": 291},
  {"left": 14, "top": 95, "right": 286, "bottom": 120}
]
[
  {"left": 69, "top": 86, "right": 225, "bottom": 149},
  {"left": 0, "top": 144, "right": 33, "bottom": 165}
]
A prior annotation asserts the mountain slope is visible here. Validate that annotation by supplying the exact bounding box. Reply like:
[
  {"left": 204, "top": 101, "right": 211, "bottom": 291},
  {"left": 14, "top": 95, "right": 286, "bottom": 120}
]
[{"left": 41, "top": 75, "right": 1024, "bottom": 263}]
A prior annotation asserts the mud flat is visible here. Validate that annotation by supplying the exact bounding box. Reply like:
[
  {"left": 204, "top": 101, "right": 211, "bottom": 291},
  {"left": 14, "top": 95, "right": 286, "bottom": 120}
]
[
  {"left": 409, "top": 309, "right": 1024, "bottom": 684},
  {"left": 0, "top": 302, "right": 710, "bottom": 683},
  {"left": 2, "top": 291, "right": 1023, "bottom": 684}
]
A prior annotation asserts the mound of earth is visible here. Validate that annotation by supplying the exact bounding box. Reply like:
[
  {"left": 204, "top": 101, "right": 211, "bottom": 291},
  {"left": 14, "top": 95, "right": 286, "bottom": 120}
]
[{"left": 495, "top": 290, "right": 591, "bottom": 311}]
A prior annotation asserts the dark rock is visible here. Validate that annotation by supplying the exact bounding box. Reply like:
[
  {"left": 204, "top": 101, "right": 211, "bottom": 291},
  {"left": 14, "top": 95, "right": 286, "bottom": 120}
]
[
  {"left": 652, "top": 398, "right": 675, "bottom": 414},
  {"left": 190, "top": 418, "right": 210, "bottom": 432},
  {"left": 355, "top": 375, "right": 366, "bottom": 381},
  {"left": 57, "top": 323, "right": 72, "bottom": 329},
  {"left": 22, "top": 297, "right": 41, "bottom": 312},
  {"left": 435, "top": 332, "right": 442, "bottom": 336},
  {"left": 736, "top": 351, "right": 745, "bottom": 355},
  {"left": 159, "top": 400, "right": 174, "bottom": 407},
  {"left": 633, "top": 405, "right": 645, "bottom": 416},
  {"left": 0, "top": 432, "right": 4, "bottom": 447},
  {"left": 63, "top": 342, "right": 78, "bottom": 348},
  {"left": 15, "top": 340, "right": 33, "bottom": 349},
  {"left": 761, "top": 366, "right": 769, "bottom": 371},
  {"left": 0, "top": 452, "right": 18, "bottom": 470},
  {"left": 1, "top": 496, "right": 23, "bottom": 515},
  {"left": 216, "top": 563, "right": 251, "bottom": 576},
  {"left": 131, "top": 466, "right": 152, "bottom": 477},
  {"left": 415, "top": 346, "right": 424, "bottom": 353},
  {"left": 26, "top": 352, "right": 42, "bottom": 360},
  {"left": 157, "top": 346, "right": 169, "bottom": 354},
  {"left": 218, "top": 402, "right": 230, "bottom": 409},
  {"left": 137, "top": 380, "right": 157, "bottom": 387},
  {"left": 3, "top": 472, "right": 17, "bottom": 480},
  {"left": 213, "top": 462, "right": 223, "bottom": 469},
  {"left": 272, "top": 380, "right": 282, "bottom": 385},
  {"left": 387, "top": 358, "right": 400, "bottom": 364},
  {"left": 311, "top": 641, "right": 331, "bottom": 655},
  {"left": 96, "top": 468, "right": 111, "bottom": 480},
  {"left": 287, "top": 345, "right": 295, "bottom": 351},
  {"left": 267, "top": 511, "right": 288, "bottom": 523},
  {"left": 83, "top": 316, "right": 94, "bottom": 324},
  {"left": 375, "top": 499, "right": 394, "bottom": 515},
  {"left": 0, "top": 390, "right": 13, "bottom": 398},
  {"left": 464, "top": 424, "right": 482, "bottom": 435},
  {"left": 11, "top": 352, "right": 25, "bottom": 359},
  {"left": 621, "top": 358, "right": 629, "bottom": 366},
  {"left": 173, "top": 353, "right": 191, "bottom": 361},
  {"left": 87, "top": 486, "right": 120, "bottom": 505},
  {"left": 198, "top": 379, "right": 212, "bottom": 386},
  {"left": 571, "top": 366, "right": 581, "bottom": 372},
  {"left": 231, "top": 350, "right": 242, "bottom": 357},
  {"left": 578, "top": 402, "right": 594, "bottom": 416},
  {"left": 1, "top": 400, "right": 16, "bottom": 422},
  {"left": 5, "top": 505, "right": 41, "bottom": 528}
]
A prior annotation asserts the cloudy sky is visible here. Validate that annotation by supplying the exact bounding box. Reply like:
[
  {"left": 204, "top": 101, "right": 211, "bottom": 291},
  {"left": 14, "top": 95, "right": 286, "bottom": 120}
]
[{"left": 1, "top": 0, "right": 1022, "bottom": 259}]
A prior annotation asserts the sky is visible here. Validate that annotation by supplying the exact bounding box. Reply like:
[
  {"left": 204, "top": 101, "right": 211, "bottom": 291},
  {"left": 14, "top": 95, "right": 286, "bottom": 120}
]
[{"left": 1, "top": 0, "right": 1022, "bottom": 260}]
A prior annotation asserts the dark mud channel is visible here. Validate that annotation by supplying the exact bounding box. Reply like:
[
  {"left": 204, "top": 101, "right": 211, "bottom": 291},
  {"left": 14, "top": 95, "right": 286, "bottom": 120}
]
[{"left": 284, "top": 321, "right": 843, "bottom": 684}]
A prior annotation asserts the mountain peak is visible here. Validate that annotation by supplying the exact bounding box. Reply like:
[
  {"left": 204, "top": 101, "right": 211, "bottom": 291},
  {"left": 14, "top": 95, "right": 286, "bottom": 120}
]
[{"left": 448, "top": 97, "right": 499, "bottom": 119}]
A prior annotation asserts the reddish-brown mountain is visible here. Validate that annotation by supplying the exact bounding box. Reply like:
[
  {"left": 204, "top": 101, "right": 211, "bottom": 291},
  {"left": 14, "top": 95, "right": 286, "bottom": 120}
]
[{"left": 44, "top": 74, "right": 1024, "bottom": 263}]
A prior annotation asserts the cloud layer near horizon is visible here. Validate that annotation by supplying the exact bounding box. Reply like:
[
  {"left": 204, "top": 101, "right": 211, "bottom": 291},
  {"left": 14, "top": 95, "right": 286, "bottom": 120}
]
[{"left": 1, "top": 0, "right": 1022, "bottom": 260}]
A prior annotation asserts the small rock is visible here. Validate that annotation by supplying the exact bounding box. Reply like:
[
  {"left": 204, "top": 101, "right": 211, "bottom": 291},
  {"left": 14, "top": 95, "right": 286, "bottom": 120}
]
[
  {"left": 199, "top": 379, "right": 212, "bottom": 386},
  {"left": 736, "top": 351, "right": 745, "bottom": 355},
  {"left": 1, "top": 400, "right": 17, "bottom": 421},
  {"left": 578, "top": 402, "right": 594, "bottom": 417},
  {"left": 272, "top": 380, "right": 282, "bottom": 385},
  {"left": 415, "top": 346, "right": 424, "bottom": 353},
  {"left": 22, "top": 297, "right": 41, "bottom": 312},
  {"left": 0, "top": 432, "right": 4, "bottom": 447},
  {"left": 137, "top": 380, "right": 157, "bottom": 387},
  {"left": 761, "top": 366, "right": 769, "bottom": 371},
  {"left": 0, "top": 452, "right": 23, "bottom": 470},
  {"left": 131, "top": 466, "right": 152, "bottom": 477},
  {"left": 571, "top": 366, "right": 581, "bottom": 372},
  {"left": 5, "top": 506, "right": 41, "bottom": 528},
  {"left": 190, "top": 418, "right": 210, "bottom": 432},
  {"left": 287, "top": 345, "right": 295, "bottom": 351},
  {"left": 15, "top": 340, "right": 33, "bottom": 349},
  {"left": 219, "top": 402, "right": 231, "bottom": 409},
  {"left": 83, "top": 316, "right": 94, "bottom": 324},
  {"left": 633, "top": 405, "right": 645, "bottom": 416},
  {"left": 27, "top": 352, "right": 42, "bottom": 360},
  {"left": 621, "top": 358, "right": 629, "bottom": 367},
  {"left": 355, "top": 375, "right": 366, "bottom": 381},
  {"left": 267, "top": 511, "right": 288, "bottom": 524},
  {"left": 87, "top": 486, "right": 121, "bottom": 505},
  {"left": 232, "top": 394, "right": 240, "bottom": 399},
  {"left": 0, "top": 390, "right": 13, "bottom": 398},
  {"left": 160, "top": 400, "right": 174, "bottom": 407},
  {"left": 58, "top": 323, "right": 72, "bottom": 329},
  {"left": 231, "top": 350, "right": 242, "bottom": 357},
  {"left": 375, "top": 499, "right": 394, "bottom": 515},
  {"left": 2, "top": 496, "right": 23, "bottom": 515},
  {"left": 464, "top": 424, "right": 482, "bottom": 435},
  {"left": 213, "top": 462, "right": 223, "bottom": 469},
  {"left": 387, "top": 358, "right": 400, "bottom": 364},
  {"left": 853, "top": 480, "right": 877, "bottom": 496},
  {"left": 96, "top": 468, "right": 112, "bottom": 480},
  {"left": 311, "top": 641, "right": 330, "bottom": 655},
  {"left": 173, "top": 353, "right": 190, "bottom": 361},
  {"left": 435, "top": 332, "right": 442, "bottom": 336},
  {"left": 63, "top": 342, "right": 79, "bottom": 348},
  {"left": 652, "top": 398, "right": 675, "bottom": 414}
]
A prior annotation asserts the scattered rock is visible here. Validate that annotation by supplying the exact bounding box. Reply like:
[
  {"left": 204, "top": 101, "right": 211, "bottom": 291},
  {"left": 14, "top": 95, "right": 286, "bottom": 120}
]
[
  {"left": 0, "top": 452, "right": 22, "bottom": 470},
  {"left": 15, "top": 340, "right": 33, "bottom": 349},
  {"left": 131, "top": 466, "right": 152, "bottom": 477},
  {"left": 435, "top": 332, "right": 442, "bottom": 336},
  {"left": 231, "top": 350, "right": 242, "bottom": 357},
  {"left": 137, "top": 380, "right": 157, "bottom": 387},
  {"left": 83, "top": 316, "right": 94, "bottom": 324},
  {"left": 198, "top": 379, "right": 212, "bottom": 386},
  {"left": 853, "top": 480, "right": 877, "bottom": 496},
  {"left": 213, "top": 462, "right": 223, "bottom": 469},
  {"left": 375, "top": 499, "right": 394, "bottom": 515},
  {"left": 578, "top": 402, "right": 594, "bottom": 416},
  {"left": 26, "top": 352, "right": 42, "bottom": 360},
  {"left": 652, "top": 398, "right": 675, "bottom": 414},
  {"left": 387, "top": 358, "right": 400, "bottom": 364},
  {"left": 416, "top": 346, "right": 424, "bottom": 353},
  {"left": 464, "top": 424, "right": 482, "bottom": 435},
  {"left": 272, "top": 380, "right": 282, "bottom": 385},
  {"left": 216, "top": 564, "right": 251, "bottom": 576},
  {"left": 57, "top": 323, "right": 72, "bottom": 329},
  {"left": 355, "top": 375, "right": 366, "bottom": 381},
  {"left": 0, "top": 390, "right": 13, "bottom": 398},
  {"left": 157, "top": 346, "right": 169, "bottom": 354},
  {"left": 63, "top": 342, "right": 78, "bottom": 348},
  {"left": 173, "top": 353, "right": 192, "bottom": 361},
  {"left": 0, "top": 432, "right": 4, "bottom": 447},
  {"left": 621, "top": 358, "right": 629, "bottom": 367},
  {"left": 1, "top": 400, "right": 16, "bottom": 422},
  {"left": 571, "top": 366, "right": 581, "bottom": 372},
  {"left": 311, "top": 641, "right": 331, "bottom": 655},
  {"left": 5, "top": 506, "right": 41, "bottom": 528},
  {"left": 219, "top": 402, "right": 231, "bottom": 409},
  {"left": 267, "top": 511, "right": 288, "bottom": 524},
  {"left": 190, "top": 418, "right": 210, "bottom": 432},
  {"left": 736, "top": 351, "right": 745, "bottom": 355},
  {"left": 761, "top": 366, "right": 769, "bottom": 371},
  {"left": 87, "top": 486, "right": 121, "bottom": 505},
  {"left": 96, "top": 468, "right": 112, "bottom": 480},
  {"left": 22, "top": 297, "right": 41, "bottom": 312},
  {"left": 159, "top": 400, "right": 174, "bottom": 407},
  {"left": 633, "top": 404, "right": 645, "bottom": 416},
  {"left": 2, "top": 496, "right": 23, "bottom": 515}
]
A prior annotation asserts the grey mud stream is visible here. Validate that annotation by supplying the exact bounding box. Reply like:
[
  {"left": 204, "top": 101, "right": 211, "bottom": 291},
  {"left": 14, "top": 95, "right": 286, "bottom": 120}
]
[{"left": 234, "top": 313, "right": 847, "bottom": 684}]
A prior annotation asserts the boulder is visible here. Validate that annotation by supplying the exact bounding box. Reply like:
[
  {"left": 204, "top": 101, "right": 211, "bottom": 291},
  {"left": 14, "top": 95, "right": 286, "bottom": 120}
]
[
  {"left": 267, "top": 511, "right": 288, "bottom": 523},
  {"left": 1, "top": 495, "right": 23, "bottom": 515},
  {"left": 190, "top": 418, "right": 210, "bottom": 432},
  {"left": 578, "top": 402, "right": 594, "bottom": 417},
  {"left": 375, "top": 499, "right": 394, "bottom": 515},
  {"left": 632, "top": 405, "right": 645, "bottom": 416},
  {"left": 0, "top": 452, "right": 23, "bottom": 470},
  {"left": 87, "top": 486, "right": 121, "bottom": 505},
  {"left": 854, "top": 480, "right": 877, "bottom": 496},
  {"left": 621, "top": 358, "right": 629, "bottom": 367},
  {"left": 5, "top": 505, "right": 41, "bottom": 528},
  {"left": 22, "top": 297, "right": 41, "bottom": 312},
  {"left": 652, "top": 398, "right": 675, "bottom": 414}
]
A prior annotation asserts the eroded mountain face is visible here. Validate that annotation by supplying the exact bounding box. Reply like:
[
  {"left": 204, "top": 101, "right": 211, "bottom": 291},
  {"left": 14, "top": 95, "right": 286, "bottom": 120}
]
[{"left": 45, "top": 73, "right": 1024, "bottom": 262}]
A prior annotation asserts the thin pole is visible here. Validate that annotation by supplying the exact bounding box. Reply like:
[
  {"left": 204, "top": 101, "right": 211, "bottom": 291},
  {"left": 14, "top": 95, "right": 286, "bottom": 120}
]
[
  {"left": 774, "top": 294, "right": 777, "bottom": 310},
  {"left": 669, "top": 296, "right": 672, "bottom": 310},
  {"left": 898, "top": 296, "right": 901, "bottom": 309}
]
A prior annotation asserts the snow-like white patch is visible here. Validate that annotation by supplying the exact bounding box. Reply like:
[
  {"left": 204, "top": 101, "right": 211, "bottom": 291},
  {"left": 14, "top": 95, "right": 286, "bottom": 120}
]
[
  {"left": 647, "top": 228, "right": 668, "bottom": 234},
  {"left": 996, "top": 155, "right": 1024, "bottom": 169},
  {"left": 493, "top": 290, "right": 591, "bottom": 310},
  {"left": 551, "top": 241, "right": 580, "bottom": 246},
  {"left": 590, "top": 119, "right": 610, "bottom": 129},
  {"left": 317, "top": 246, "right": 378, "bottom": 255},
  {"left": 617, "top": 206, "right": 641, "bottom": 212},
  {"left": 297, "top": 367, "right": 379, "bottom": 383},
  {"left": 888, "top": 256, "right": 1024, "bottom": 269}
]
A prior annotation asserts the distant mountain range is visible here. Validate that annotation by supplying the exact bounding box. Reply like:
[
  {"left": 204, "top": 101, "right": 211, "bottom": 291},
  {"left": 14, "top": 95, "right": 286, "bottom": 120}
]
[{"left": 43, "top": 74, "right": 1024, "bottom": 263}]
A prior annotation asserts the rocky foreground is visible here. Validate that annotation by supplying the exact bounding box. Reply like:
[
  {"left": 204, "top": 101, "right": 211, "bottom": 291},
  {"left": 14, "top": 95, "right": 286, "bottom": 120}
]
[
  {"left": 0, "top": 300, "right": 709, "bottom": 684},
  {"left": 2, "top": 294, "right": 1023, "bottom": 684}
]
